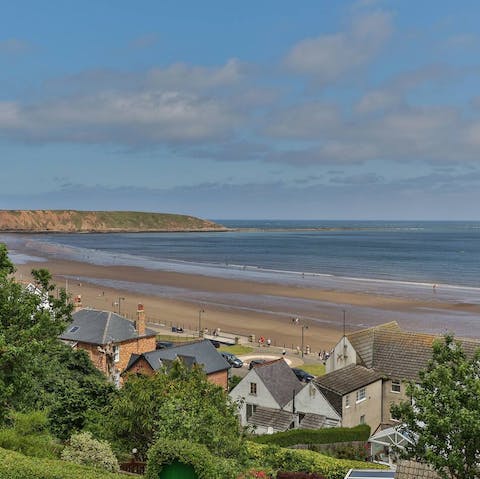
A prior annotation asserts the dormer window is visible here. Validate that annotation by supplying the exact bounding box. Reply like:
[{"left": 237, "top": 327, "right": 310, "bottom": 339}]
[{"left": 69, "top": 326, "right": 79, "bottom": 333}]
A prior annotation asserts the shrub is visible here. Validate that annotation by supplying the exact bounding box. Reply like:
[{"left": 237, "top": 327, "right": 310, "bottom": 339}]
[
  {"left": 247, "top": 442, "right": 385, "bottom": 479},
  {"left": 61, "top": 432, "right": 119, "bottom": 472},
  {"left": 0, "top": 447, "right": 125, "bottom": 479},
  {"left": 0, "top": 411, "right": 62, "bottom": 459},
  {"left": 146, "top": 438, "right": 240, "bottom": 479},
  {"left": 250, "top": 425, "right": 371, "bottom": 447}
]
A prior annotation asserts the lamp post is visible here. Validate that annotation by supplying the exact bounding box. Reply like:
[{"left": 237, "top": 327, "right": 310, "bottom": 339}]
[
  {"left": 198, "top": 309, "right": 205, "bottom": 337},
  {"left": 118, "top": 296, "right": 125, "bottom": 315},
  {"left": 293, "top": 316, "right": 308, "bottom": 358},
  {"left": 301, "top": 324, "right": 308, "bottom": 358}
]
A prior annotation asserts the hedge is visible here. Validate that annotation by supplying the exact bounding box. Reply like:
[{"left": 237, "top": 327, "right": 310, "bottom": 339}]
[
  {"left": 0, "top": 447, "right": 125, "bottom": 479},
  {"left": 250, "top": 425, "right": 371, "bottom": 448},
  {"left": 247, "top": 442, "right": 385, "bottom": 479},
  {"left": 146, "top": 439, "right": 240, "bottom": 479}
]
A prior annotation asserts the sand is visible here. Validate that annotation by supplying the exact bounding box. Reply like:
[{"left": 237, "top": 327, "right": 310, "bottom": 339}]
[{"left": 13, "top": 253, "right": 480, "bottom": 351}]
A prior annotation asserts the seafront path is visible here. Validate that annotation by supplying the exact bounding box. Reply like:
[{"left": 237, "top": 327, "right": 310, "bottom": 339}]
[{"left": 146, "top": 321, "right": 326, "bottom": 377}]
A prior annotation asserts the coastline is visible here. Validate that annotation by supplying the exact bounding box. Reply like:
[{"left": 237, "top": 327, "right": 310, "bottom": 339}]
[{"left": 11, "top": 249, "right": 480, "bottom": 349}]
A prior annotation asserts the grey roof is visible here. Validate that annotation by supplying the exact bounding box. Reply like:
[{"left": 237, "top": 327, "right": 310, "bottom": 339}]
[
  {"left": 125, "top": 339, "right": 230, "bottom": 375},
  {"left": 59, "top": 308, "right": 156, "bottom": 345},
  {"left": 315, "top": 364, "right": 384, "bottom": 396},
  {"left": 248, "top": 406, "right": 294, "bottom": 431},
  {"left": 345, "top": 471, "right": 395, "bottom": 479},
  {"left": 348, "top": 322, "right": 480, "bottom": 381},
  {"left": 314, "top": 364, "right": 384, "bottom": 416},
  {"left": 299, "top": 413, "right": 328, "bottom": 429},
  {"left": 396, "top": 460, "right": 441, "bottom": 479},
  {"left": 254, "top": 359, "right": 303, "bottom": 408}
]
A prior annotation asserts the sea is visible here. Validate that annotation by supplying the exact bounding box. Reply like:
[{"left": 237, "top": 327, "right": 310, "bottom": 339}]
[{"left": 3, "top": 220, "right": 480, "bottom": 336}]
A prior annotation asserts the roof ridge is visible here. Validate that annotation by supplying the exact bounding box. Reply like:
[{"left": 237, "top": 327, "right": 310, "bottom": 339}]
[
  {"left": 102, "top": 312, "right": 112, "bottom": 344},
  {"left": 347, "top": 321, "right": 399, "bottom": 338}
]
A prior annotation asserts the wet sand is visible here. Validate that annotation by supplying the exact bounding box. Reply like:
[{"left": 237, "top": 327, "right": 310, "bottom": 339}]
[{"left": 13, "top": 253, "right": 480, "bottom": 350}]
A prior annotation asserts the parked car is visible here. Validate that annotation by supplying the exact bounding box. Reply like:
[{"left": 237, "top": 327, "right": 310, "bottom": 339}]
[
  {"left": 248, "top": 359, "right": 267, "bottom": 370},
  {"left": 291, "top": 368, "right": 314, "bottom": 382},
  {"left": 156, "top": 341, "right": 174, "bottom": 350},
  {"left": 220, "top": 351, "right": 243, "bottom": 368}
]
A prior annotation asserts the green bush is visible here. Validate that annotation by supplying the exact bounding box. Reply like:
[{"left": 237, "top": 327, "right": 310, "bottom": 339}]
[
  {"left": 61, "top": 432, "right": 119, "bottom": 472},
  {"left": 146, "top": 439, "right": 240, "bottom": 479},
  {"left": 0, "top": 411, "right": 62, "bottom": 459},
  {"left": 250, "top": 425, "right": 371, "bottom": 447},
  {"left": 0, "top": 447, "right": 125, "bottom": 479},
  {"left": 247, "top": 442, "right": 385, "bottom": 479}
]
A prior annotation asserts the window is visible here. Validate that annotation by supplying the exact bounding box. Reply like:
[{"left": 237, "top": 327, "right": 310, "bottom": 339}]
[
  {"left": 391, "top": 380, "right": 401, "bottom": 393},
  {"left": 309, "top": 385, "right": 316, "bottom": 397},
  {"left": 356, "top": 387, "right": 366, "bottom": 402},
  {"left": 345, "top": 394, "right": 350, "bottom": 407},
  {"left": 113, "top": 345, "right": 120, "bottom": 363},
  {"left": 69, "top": 326, "right": 79, "bottom": 333},
  {"left": 360, "top": 414, "right": 365, "bottom": 424},
  {"left": 246, "top": 403, "right": 257, "bottom": 419},
  {"left": 250, "top": 382, "right": 257, "bottom": 395}
]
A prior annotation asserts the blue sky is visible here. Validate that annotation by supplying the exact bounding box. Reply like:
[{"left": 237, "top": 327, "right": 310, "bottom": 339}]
[{"left": 1, "top": 0, "right": 480, "bottom": 219}]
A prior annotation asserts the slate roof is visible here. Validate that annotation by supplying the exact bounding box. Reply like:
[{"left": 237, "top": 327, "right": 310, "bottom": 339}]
[
  {"left": 59, "top": 308, "right": 156, "bottom": 345},
  {"left": 314, "top": 364, "right": 384, "bottom": 416},
  {"left": 253, "top": 359, "right": 303, "bottom": 408},
  {"left": 315, "top": 364, "right": 384, "bottom": 396},
  {"left": 124, "top": 339, "right": 230, "bottom": 375},
  {"left": 248, "top": 406, "right": 294, "bottom": 431},
  {"left": 396, "top": 460, "right": 441, "bottom": 479},
  {"left": 299, "top": 413, "right": 328, "bottom": 429},
  {"left": 347, "top": 321, "right": 480, "bottom": 381}
]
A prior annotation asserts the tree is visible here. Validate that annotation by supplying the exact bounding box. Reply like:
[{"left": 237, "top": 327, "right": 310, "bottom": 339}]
[
  {"left": 0, "top": 245, "right": 113, "bottom": 437},
  {"left": 391, "top": 335, "right": 480, "bottom": 479},
  {"left": 102, "top": 360, "right": 247, "bottom": 461}
]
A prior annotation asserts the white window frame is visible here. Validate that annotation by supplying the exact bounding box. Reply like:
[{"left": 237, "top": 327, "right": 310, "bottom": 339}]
[
  {"left": 113, "top": 344, "right": 120, "bottom": 363},
  {"left": 250, "top": 382, "right": 257, "bottom": 395},
  {"left": 391, "top": 380, "right": 401, "bottom": 393},
  {"left": 345, "top": 394, "right": 350, "bottom": 408},
  {"left": 356, "top": 387, "right": 366, "bottom": 403},
  {"left": 360, "top": 414, "right": 366, "bottom": 424}
]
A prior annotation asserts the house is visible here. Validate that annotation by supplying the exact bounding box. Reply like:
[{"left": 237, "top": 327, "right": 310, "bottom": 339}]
[
  {"left": 60, "top": 304, "right": 157, "bottom": 386},
  {"left": 229, "top": 359, "right": 339, "bottom": 434},
  {"left": 324, "top": 321, "right": 480, "bottom": 432},
  {"left": 314, "top": 364, "right": 384, "bottom": 429},
  {"left": 123, "top": 339, "right": 231, "bottom": 390}
]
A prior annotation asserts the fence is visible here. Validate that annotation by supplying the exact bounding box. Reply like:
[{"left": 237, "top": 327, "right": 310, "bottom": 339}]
[{"left": 120, "top": 461, "right": 146, "bottom": 475}]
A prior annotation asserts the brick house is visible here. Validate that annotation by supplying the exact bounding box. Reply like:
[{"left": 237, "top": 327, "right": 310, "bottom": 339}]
[
  {"left": 123, "top": 339, "right": 231, "bottom": 390},
  {"left": 60, "top": 304, "right": 156, "bottom": 386}
]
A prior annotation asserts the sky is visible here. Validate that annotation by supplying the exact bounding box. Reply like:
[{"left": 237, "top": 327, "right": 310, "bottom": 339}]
[{"left": 1, "top": 0, "right": 480, "bottom": 220}]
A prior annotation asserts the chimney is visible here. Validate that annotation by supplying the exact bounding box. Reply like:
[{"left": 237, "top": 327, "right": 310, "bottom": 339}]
[
  {"left": 74, "top": 294, "right": 83, "bottom": 312},
  {"left": 135, "top": 303, "right": 146, "bottom": 336}
]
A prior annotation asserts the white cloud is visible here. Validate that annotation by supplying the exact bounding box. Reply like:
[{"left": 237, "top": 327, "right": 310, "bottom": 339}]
[{"left": 284, "top": 11, "right": 393, "bottom": 83}]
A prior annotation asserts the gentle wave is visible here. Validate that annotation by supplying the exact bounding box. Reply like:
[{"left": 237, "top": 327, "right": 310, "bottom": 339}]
[{"left": 12, "top": 236, "right": 480, "bottom": 304}]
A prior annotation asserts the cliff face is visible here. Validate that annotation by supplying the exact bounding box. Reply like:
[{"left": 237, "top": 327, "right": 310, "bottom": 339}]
[{"left": 0, "top": 210, "right": 226, "bottom": 233}]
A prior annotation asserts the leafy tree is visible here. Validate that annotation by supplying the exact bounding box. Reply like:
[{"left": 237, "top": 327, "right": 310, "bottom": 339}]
[
  {"left": 391, "top": 335, "right": 480, "bottom": 479},
  {"left": 0, "top": 246, "right": 113, "bottom": 437},
  {"left": 0, "top": 410, "right": 62, "bottom": 459},
  {"left": 102, "top": 360, "right": 247, "bottom": 461},
  {"left": 0, "top": 244, "right": 15, "bottom": 276}
]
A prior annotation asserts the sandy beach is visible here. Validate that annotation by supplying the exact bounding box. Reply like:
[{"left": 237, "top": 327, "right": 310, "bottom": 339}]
[{"left": 13, "top": 253, "right": 480, "bottom": 351}]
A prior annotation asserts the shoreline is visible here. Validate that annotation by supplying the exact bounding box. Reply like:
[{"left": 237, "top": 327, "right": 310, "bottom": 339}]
[{"left": 11, "top": 250, "right": 480, "bottom": 348}]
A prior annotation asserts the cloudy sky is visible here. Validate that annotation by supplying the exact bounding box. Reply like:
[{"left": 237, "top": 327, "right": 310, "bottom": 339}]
[{"left": 1, "top": 0, "right": 480, "bottom": 219}]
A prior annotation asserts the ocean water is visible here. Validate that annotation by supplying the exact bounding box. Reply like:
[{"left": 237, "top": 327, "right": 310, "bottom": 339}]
[{"left": 3, "top": 220, "right": 480, "bottom": 300}]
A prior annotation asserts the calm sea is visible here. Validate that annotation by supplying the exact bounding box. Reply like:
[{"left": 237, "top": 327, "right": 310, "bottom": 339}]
[{"left": 4, "top": 220, "right": 480, "bottom": 300}]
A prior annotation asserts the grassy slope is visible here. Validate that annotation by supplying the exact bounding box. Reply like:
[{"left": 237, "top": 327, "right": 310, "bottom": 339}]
[{"left": 0, "top": 210, "right": 225, "bottom": 232}]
